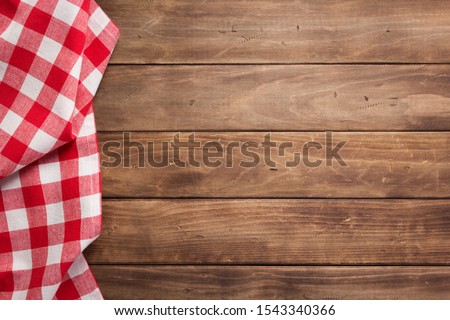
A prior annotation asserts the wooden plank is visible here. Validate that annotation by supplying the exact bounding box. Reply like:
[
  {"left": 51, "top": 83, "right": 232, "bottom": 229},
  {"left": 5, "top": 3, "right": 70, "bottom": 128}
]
[
  {"left": 85, "top": 199, "right": 450, "bottom": 265},
  {"left": 97, "top": 0, "right": 450, "bottom": 64},
  {"left": 95, "top": 65, "right": 450, "bottom": 131},
  {"left": 99, "top": 132, "right": 450, "bottom": 198},
  {"left": 91, "top": 266, "right": 450, "bottom": 299}
]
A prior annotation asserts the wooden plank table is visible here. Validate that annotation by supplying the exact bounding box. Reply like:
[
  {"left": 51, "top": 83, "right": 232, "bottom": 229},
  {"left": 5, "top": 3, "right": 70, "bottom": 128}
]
[{"left": 87, "top": 0, "right": 450, "bottom": 299}]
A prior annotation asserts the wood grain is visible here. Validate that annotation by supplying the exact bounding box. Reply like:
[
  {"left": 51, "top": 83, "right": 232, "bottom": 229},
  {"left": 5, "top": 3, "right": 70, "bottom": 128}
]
[
  {"left": 95, "top": 65, "right": 450, "bottom": 131},
  {"left": 91, "top": 265, "right": 450, "bottom": 299},
  {"left": 89, "top": 0, "right": 450, "bottom": 300},
  {"left": 97, "top": 0, "right": 450, "bottom": 64},
  {"left": 85, "top": 199, "right": 450, "bottom": 265},
  {"left": 99, "top": 132, "right": 450, "bottom": 198}
]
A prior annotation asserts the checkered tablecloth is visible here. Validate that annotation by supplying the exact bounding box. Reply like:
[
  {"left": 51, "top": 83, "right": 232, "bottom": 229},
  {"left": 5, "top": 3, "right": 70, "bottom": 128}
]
[{"left": 0, "top": 0, "right": 119, "bottom": 299}]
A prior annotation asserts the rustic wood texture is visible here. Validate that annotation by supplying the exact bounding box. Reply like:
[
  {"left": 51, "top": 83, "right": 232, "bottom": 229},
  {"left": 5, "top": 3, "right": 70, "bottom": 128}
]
[
  {"left": 97, "top": 0, "right": 450, "bottom": 64},
  {"left": 95, "top": 65, "right": 450, "bottom": 131},
  {"left": 91, "top": 266, "right": 450, "bottom": 299},
  {"left": 85, "top": 199, "right": 450, "bottom": 265},
  {"left": 91, "top": 0, "right": 450, "bottom": 299},
  {"left": 99, "top": 132, "right": 450, "bottom": 198}
]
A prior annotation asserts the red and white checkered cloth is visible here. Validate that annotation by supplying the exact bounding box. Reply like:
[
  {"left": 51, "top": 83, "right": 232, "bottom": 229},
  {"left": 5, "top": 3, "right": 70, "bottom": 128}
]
[{"left": 0, "top": 0, "right": 119, "bottom": 299}]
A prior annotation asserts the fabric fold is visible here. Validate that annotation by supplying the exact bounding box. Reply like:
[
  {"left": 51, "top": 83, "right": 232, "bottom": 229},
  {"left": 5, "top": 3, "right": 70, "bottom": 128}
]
[{"left": 0, "top": 0, "right": 119, "bottom": 299}]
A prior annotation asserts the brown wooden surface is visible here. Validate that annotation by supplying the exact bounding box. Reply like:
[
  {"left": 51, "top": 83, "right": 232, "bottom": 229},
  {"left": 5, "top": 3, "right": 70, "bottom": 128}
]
[
  {"left": 99, "top": 132, "right": 450, "bottom": 198},
  {"left": 90, "top": 0, "right": 450, "bottom": 299},
  {"left": 91, "top": 266, "right": 450, "bottom": 299},
  {"left": 85, "top": 199, "right": 450, "bottom": 265},
  {"left": 97, "top": 0, "right": 450, "bottom": 64},
  {"left": 95, "top": 65, "right": 450, "bottom": 131}
]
